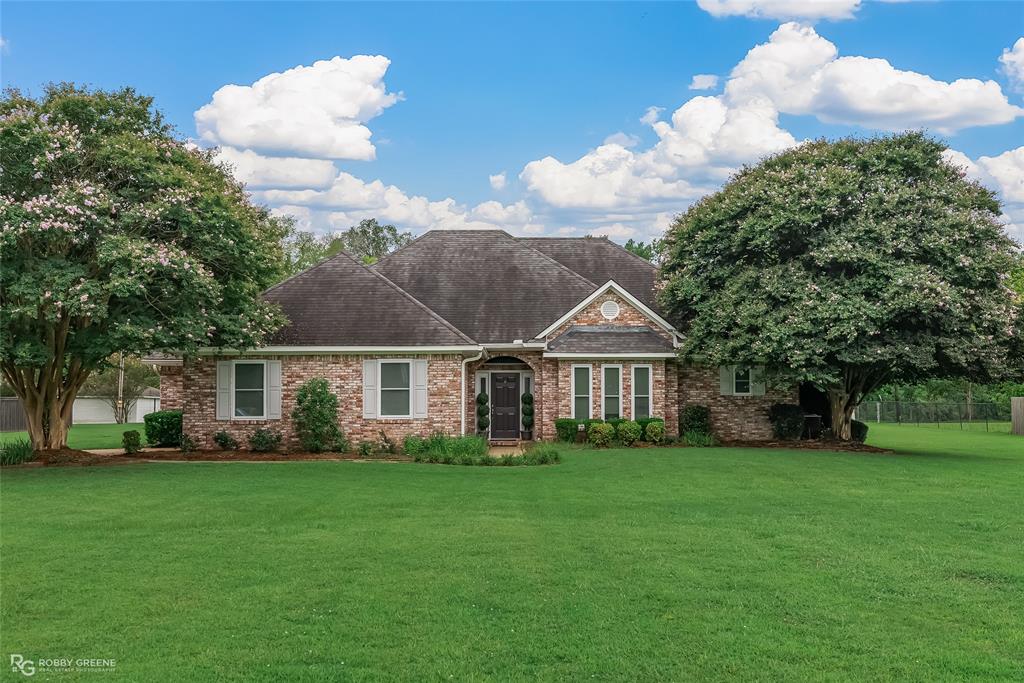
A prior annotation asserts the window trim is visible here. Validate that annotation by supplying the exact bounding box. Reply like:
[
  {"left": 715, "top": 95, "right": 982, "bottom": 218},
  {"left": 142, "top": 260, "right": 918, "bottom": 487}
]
[
  {"left": 631, "top": 364, "right": 653, "bottom": 419},
  {"left": 231, "top": 360, "right": 267, "bottom": 420},
  {"left": 570, "top": 364, "right": 592, "bottom": 419},
  {"left": 601, "top": 364, "right": 623, "bottom": 421},
  {"left": 377, "top": 359, "right": 414, "bottom": 419},
  {"left": 733, "top": 366, "right": 753, "bottom": 396}
]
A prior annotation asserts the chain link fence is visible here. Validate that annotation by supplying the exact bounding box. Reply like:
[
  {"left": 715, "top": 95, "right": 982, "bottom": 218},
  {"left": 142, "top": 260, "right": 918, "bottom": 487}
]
[{"left": 855, "top": 401, "right": 1011, "bottom": 432}]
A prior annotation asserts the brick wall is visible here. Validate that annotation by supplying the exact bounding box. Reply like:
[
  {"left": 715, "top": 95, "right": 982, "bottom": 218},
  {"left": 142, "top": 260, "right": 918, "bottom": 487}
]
[
  {"left": 677, "top": 364, "right": 797, "bottom": 441},
  {"left": 181, "top": 354, "right": 463, "bottom": 450},
  {"left": 547, "top": 291, "right": 674, "bottom": 342},
  {"left": 157, "top": 366, "right": 183, "bottom": 410}
]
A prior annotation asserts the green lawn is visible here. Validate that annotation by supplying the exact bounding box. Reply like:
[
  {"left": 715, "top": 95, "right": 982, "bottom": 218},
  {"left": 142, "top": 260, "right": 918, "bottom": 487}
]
[
  {"left": 1, "top": 427, "right": 1021, "bottom": 680},
  {"left": 0, "top": 422, "right": 145, "bottom": 450}
]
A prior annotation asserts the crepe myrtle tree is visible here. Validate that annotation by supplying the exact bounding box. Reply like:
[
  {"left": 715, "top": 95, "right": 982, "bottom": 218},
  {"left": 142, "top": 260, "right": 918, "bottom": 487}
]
[
  {"left": 0, "top": 85, "right": 287, "bottom": 450},
  {"left": 659, "top": 133, "right": 1023, "bottom": 440}
]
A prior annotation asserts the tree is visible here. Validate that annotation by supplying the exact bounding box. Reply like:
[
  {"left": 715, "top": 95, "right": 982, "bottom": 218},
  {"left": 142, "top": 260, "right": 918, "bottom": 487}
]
[
  {"left": 1, "top": 85, "right": 287, "bottom": 450},
  {"left": 79, "top": 356, "right": 159, "bottom": 423},
  {"left": 659, "top": 133, "right": 1023, "bottom": 440},
  {"left": 624, "top": 238, "right": 663, "bottom": 262},
  {"left": 335, "top": 218, "right": 412, "bottom": 264},
  {"left": 282, "top": 221, "right": 343, "bottom": 276}
]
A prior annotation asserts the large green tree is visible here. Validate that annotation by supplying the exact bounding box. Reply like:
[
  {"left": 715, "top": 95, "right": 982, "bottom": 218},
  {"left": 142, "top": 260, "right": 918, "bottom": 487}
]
[
  {"left": 1, "top": 85, "right": 287, "bottom": 449},
  {"left": 281, "top": 218, "right": 412, "bottom": 277},
  {"left": 659, "top": 133, "right": 1023, "bottom": 440}
]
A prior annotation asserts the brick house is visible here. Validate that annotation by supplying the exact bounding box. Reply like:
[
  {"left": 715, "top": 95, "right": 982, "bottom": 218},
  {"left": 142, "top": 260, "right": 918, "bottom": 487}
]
[{"left": 154, "top": 230, "right": 790, "bottom": 449}]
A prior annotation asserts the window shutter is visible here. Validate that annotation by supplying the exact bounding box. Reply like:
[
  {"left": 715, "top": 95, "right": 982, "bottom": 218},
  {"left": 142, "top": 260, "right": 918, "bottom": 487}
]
[
  {"left": 216, "top": 361, "right": 232, "bottom": 420},
  {"left": 751, "top": 366, "right": 766, "bottom": 396},
  {"left": 413, "top": 359, "right": 428, "bottom": 418},
  {"left": 267, "top": 361, "right": 282, "bottom": 419},
  {"left": 363, "top": 360, "right": 377, "bottom": 419},
  {"left": 719, "top": 366, "right": 733, "bottom": 396}
]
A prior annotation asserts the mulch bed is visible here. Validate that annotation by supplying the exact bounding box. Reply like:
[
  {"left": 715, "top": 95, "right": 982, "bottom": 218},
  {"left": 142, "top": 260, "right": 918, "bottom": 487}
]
[
  {"left": 720, "top": 439, "right": 893, "bottom": 453},
  {"left": 10, "top": 449, "right": 411, "bottom": 468}
]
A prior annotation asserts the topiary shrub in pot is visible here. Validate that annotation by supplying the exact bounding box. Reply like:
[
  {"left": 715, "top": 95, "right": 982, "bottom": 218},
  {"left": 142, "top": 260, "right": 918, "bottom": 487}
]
[
  {"left": 768, "top": 404, "right": 805, "bottom": 440},
  {"left": 520, "top": 392, "right": 534, "bottom": 440},
  {"left": 476, "top": 392, "right": 490, "bottom": 435}
]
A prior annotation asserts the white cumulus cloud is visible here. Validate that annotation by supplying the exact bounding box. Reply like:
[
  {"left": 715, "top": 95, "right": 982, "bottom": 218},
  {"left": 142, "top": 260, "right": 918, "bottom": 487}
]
[
  {"left": 688, "top": 74, "right": 720, "bottom": 90},
  {"left": 697, "top": 0, "right": 862, "bottom": 21},
  {"left": 215, "top": 147, "right": 338, "bottom": 190},
  {"left": 489, "top": 172, "right": 507, "bottom": 190},
  {"left": 1000, "top": 38, "right": 1024, "bottom": 93},
  {"left": 944, "top": 146, "right": 1024, "bottom": 242},
  {"left": 195, "top": 55, "right": 400, "bottom": 160},
  {"left": 603, "top": 132, "right": 641, "bottom": 147}
]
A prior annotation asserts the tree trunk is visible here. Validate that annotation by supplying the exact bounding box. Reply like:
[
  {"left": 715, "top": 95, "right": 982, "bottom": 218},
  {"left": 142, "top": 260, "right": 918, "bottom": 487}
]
[
  {"left": 2, "top": 362, "right": 90, "bottom": 451},
  {"left": 825, "top": 365, "right": 891, "bottom": 442},
  {"left": 828, "top": 390, "right": 855, "bottom": 440}
]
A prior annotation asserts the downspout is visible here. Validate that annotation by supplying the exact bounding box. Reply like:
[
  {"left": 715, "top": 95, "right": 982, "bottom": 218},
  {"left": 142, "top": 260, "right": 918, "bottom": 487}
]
[{"left": 461, "top": 348, "right": 485, "bottom": 435}]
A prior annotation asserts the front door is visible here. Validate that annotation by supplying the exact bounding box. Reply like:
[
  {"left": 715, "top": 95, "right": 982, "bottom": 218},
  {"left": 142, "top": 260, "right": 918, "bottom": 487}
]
[{"left": 490, "top": 373, "right": 521, "bottom": 439}]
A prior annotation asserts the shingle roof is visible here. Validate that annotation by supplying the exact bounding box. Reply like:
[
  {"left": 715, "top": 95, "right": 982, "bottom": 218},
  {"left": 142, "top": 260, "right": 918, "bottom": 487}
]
[
  {"left": 546, "top": 325, "right": 674, "bottom": 354},
  {"left": 262, "top": 251, "right": 474, "bottom": 346},
  {"left": 372, "top": 230, "right": 599, "bottom": 343},
  {"left": 519, "top": 237, "right": 660, "bottom": 311}
]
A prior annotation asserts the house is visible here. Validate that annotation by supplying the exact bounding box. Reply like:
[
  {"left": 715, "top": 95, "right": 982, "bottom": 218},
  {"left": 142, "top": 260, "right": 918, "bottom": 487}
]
[
  {"left": 72, "top": 387, "right": 162, "bottom": 424},
  {"left": 155, "top": 230, "right": 792, "bottom": 448}
]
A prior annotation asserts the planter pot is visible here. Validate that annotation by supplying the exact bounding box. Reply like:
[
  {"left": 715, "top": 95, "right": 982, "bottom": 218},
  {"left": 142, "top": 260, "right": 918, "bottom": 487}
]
[{"left": 520, "top": 429, "right": 533, "bottom": 441}]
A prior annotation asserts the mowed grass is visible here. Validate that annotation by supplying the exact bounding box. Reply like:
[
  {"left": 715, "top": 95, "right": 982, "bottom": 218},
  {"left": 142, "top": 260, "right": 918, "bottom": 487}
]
[
  {"left": 1, "top": 428, "right": 1022, "bottom": 680},
  {"left": 0, "top": 422, "right": 145, "bottom": 450}
]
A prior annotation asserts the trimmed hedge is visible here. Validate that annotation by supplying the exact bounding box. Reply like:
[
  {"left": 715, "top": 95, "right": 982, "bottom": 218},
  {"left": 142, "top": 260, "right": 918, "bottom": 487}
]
[
  {"left": 618, "top": 420, "right": 642, "bottom": 446},
  {"left": 249, "top": 428, "right": 283, "bottom": 453},
  {"left": 143, "top": 409, "right": 182, "bottom": 447},
  {"left": 644, "top": 420, "right": 665, "bottom": 444},
  {"left": 769, "top": 403, "right": 805, "bottom": 440},
  {"left": 851, "top": 419, "right": 869, "bottom": 443},
  {"left": 588, "top": 422, "right": 615, "bottom": 447},
  {"left": 122, "top": 430, "right": 142, "bottom": 455},
  {"left": 679, "top": 405, "right": 711, "bottom": 436}
]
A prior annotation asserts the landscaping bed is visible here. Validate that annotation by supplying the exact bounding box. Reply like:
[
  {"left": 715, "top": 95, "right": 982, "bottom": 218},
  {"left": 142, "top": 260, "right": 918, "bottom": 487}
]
[{"left": 720, "top": 439, "right": 893, "bottom": 453}]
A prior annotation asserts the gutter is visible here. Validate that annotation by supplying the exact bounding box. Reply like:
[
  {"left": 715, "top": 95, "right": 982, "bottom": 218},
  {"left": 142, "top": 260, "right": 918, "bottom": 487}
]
[{"left": 461, "top": 348, "right": 486, "bottom": 435}]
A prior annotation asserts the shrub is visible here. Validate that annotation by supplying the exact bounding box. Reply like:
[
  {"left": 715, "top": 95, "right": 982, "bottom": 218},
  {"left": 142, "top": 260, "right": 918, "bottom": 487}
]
[
  {"left": 403, "top": 435, "right": 428, "bottom": 456},
  {"left": 180, "top": 434, "right": 198, "bottom": 454},
  {"left": 476, "top": 392, "right": 490, "bottom": 432},
  {"left": 588, "top": 422, "right": 615, "bottom": 447},
  {"left": 769, "top": 404, "right": 805, "bottom": 440},
  {"left": 525, "top": 442, "right": 561, "bottom": 464},
  {"left": 617, "top": 420, "right": 642, "bottom": 446},
  {"left": 144, "top": 409, "right": 182, "bottom": 447},
  {"left": 682, "top": 430, "right": 718, "bottom": 447},
  {"left": 249, "top": 428, "right": 282, "bottom": 453},
  {"left": 851, "top": 419, "right": 869, "bottom": 443},
  {"left": 213, "top": 430, "right": 239, "bottom": 450},
  {"left": 679, "top": 405, "right": 711, "bottom": 436},
  {"left": 636, "top": 417, "right": 663, "bottom": 432},
  {"left": 521, "top": 392, "right": 534, "bottom": 431},
  {"left": 378, "top": 430, "right": 396, "bottom": 455},
  {"left": 291, "top": 378, "right": 346, "bottom": 452},
  {"left": 358, "top": 441, "right": 376, "bottom": 457},
  {"left": 606, "top": 417, "right": 623, "bottom": 433},
  {"left": 122, "top": 430, "right": 142, "bottom": 455},
  {"left": 1, "top": 440, "right": 35, "bottom": 466},
  {"left": 644, "top": 420, "right": 665, "bottom": 444},
  {"left": 555, "top": 418, "right": 579, "bottom": 442}
]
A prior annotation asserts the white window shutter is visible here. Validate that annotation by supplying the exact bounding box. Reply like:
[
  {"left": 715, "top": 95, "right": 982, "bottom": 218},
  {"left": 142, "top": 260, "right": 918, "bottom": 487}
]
[
  {"left": 413, "top": 360, "right": 428, "bottom": 418},
  {"left": 751, "top": 366, "right": 766, "bottom": 396},
  {"left": 216, "top": 361, "right": 232, "bottom": 420},
  {"left": 363, "top": 360, "right": 377, "bottom": 419},
  {"left": 267, "top": 361, "right": 282, "bottom": 419},
  {"left": 719, "top": 366, "right": 733, "bottom": 396}
]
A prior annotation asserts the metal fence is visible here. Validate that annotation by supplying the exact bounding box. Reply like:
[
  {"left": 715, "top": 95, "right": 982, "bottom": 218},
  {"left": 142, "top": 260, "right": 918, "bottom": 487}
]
[{"left": 855, "top": 401, "right": 1011, "bottom": 431}]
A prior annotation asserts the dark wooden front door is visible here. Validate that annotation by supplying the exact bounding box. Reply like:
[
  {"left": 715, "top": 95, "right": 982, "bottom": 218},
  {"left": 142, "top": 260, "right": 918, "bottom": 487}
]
[{"left": 490, "top": 373, "right": 520, "bottom": 439}]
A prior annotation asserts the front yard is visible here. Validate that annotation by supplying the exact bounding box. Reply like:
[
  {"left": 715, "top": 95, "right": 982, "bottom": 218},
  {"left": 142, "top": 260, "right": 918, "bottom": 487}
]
[{"left": 1, "top": 426, "right": 1021, "bottom": 680}]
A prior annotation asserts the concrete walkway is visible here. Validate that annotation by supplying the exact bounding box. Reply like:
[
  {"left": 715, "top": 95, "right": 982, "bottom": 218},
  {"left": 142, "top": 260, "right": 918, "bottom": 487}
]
[{"left": 84, "top": 447, "right": 179, "bottom": 456}]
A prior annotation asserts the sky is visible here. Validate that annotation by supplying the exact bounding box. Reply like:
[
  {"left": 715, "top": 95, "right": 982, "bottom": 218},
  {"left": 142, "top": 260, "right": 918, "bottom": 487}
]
[{"left": 2, "top": 0, "right": 1023, "bottom": 243}]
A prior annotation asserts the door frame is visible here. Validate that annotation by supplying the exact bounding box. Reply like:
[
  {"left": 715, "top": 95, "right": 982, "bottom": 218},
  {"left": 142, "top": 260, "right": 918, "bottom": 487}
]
[
  {"left": 489, "top": 372, "right": 521, "bottom": 440},
  {"left": 474, "top": 368, "right": 534, "bottom": 439}
]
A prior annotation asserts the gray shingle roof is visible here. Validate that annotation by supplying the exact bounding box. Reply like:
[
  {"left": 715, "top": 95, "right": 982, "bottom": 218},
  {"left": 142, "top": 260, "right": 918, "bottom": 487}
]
[
  {"left": 519, "top": 237, "right": 660, "bottom": 311},
  {"left": 372, "top": 230, "right": 599, "bottom": 343},
  {"left": 546, "top": 325, "right": 674, "bottom": 354},
  {"left": 262, "top": 251, "right": 474, "bottom": 346}
]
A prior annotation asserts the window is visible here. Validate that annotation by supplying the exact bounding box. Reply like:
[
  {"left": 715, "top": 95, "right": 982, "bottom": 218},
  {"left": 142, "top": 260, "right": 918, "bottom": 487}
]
[
  {"left": 379, "top": 361, "right": 412, "bottom": 417},
  {"left": 524, "top": 376, "right": 532, "bottom": 394},
  {"left": 733, "top": 367, "right": 752, "bottom": 395},
  {"left": 479, "top": 375, "right": 488, "bottom": 395},
  {"left": 602, "top": 365, "right": 621, "bottom": 420},
  {"left": 571, "top": 365, "right": 591, "bottom": 419},
  {"left": 632, "top": 365, "right": 652, "bottom": 419},
  {"left": 233, "top": 361, "right": 266, "bottom": 418}
]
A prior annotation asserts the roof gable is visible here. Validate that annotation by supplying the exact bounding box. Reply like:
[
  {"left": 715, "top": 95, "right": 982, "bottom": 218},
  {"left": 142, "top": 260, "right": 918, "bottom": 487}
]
[
  {"left": 535, "top": 280, "right": 679, "bottom": 341},
  {"left": 372, "top": 230, "right": 598, "bottom": 343},
  {"left": 262, "top": 251, "right": 474, "bottom": 346}
]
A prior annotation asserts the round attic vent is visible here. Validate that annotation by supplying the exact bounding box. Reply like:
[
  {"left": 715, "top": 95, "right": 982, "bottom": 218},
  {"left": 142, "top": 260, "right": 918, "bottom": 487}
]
[{"left": 600, "top": 300, "right": 621, "bottom": 320}]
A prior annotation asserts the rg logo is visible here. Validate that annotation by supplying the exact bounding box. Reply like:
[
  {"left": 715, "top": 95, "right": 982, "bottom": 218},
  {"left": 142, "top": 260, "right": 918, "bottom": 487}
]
[{"left": 10, "top": 654, "right": 35, "bottom": 677}]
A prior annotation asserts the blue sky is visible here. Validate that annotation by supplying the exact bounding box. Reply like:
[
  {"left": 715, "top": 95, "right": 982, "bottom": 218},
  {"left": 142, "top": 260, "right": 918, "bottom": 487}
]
[{"left": 3, "top": 1, "right": 1023, "bottom": 242}]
